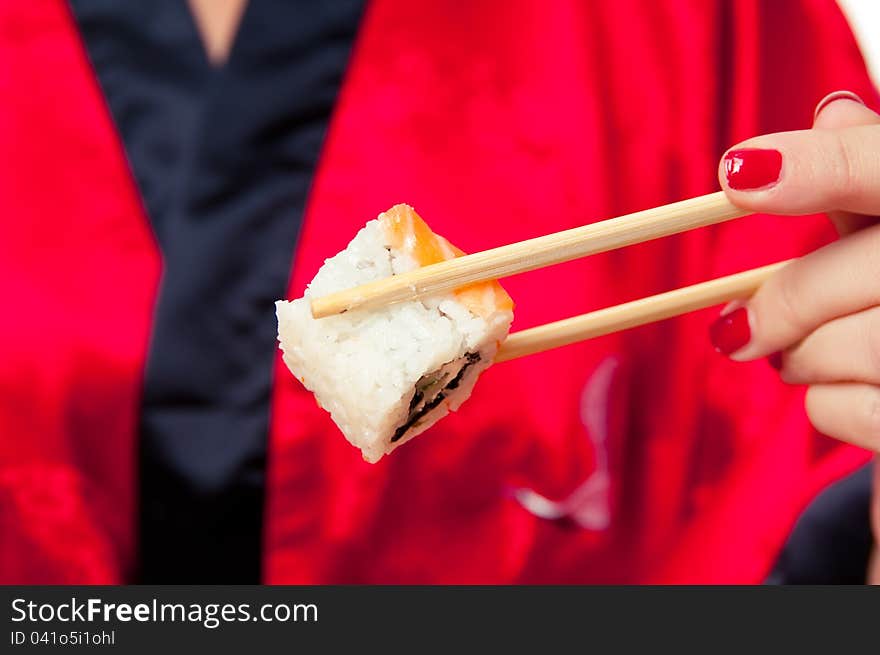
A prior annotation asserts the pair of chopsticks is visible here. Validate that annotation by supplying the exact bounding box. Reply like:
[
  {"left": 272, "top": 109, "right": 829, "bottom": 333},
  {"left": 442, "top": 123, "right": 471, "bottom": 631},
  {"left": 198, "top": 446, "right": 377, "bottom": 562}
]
[{"left": 310, "top": 191, "right": 789, "bottom": 362}]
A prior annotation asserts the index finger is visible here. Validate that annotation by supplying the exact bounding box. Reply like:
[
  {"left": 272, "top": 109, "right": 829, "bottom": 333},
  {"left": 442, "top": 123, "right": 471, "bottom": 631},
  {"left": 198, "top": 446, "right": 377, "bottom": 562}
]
[{"left": 718, "top": 123, "right": 880, "bottom": 217}]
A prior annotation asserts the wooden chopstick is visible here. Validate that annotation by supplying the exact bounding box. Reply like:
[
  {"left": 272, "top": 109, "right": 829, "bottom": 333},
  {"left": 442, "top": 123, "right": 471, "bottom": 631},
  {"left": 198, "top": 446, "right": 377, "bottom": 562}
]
[
  {"left": 311, "top": 191, "right": 749, "bottom": 318},
  {"left": 494, "top": 261, "right": 790, "bottom": 363}
]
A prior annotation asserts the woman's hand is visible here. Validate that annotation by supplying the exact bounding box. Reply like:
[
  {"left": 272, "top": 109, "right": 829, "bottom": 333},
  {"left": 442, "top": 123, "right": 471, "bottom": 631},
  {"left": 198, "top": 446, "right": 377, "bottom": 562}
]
[
  {"left": 712, "top": 91, "right": 880, "bottom": 447},
  {"left": 710, "top": 90, "right": 880, "bottom": 582}
]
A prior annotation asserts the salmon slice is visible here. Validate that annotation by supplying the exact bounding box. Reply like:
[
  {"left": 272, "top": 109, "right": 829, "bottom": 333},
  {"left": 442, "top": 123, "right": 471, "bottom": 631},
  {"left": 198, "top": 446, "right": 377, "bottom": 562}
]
[{"left": 380, "top": 204, "right": 514, "bottom": 318}]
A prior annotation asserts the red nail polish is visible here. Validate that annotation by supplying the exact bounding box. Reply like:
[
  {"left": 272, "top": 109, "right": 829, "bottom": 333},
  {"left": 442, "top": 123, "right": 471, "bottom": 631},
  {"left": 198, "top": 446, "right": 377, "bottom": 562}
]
[
  {"left": 723, "top": 149, "right": 782, "bottom": 190},
  {"left": 767, "top": 352, "right": 783, "bottom": 371},
  {"left": 709, "top": 307, "right": 751, "bottom": 355}
]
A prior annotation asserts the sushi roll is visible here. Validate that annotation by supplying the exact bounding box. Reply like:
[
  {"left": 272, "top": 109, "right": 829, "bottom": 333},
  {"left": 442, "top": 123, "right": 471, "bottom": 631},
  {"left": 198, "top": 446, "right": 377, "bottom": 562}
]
[{"left": 276, "top": 204, "right": 514, "bottom": 463}]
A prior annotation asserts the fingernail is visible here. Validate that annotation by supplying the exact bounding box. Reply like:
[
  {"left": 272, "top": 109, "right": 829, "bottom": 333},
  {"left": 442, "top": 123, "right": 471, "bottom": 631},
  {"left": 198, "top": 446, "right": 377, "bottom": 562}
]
[
  {"left": 767, "top": 352, "right": 783, "bottom": 371},
  {"left": 723, "top": 149, "right": 782, "bottom": 190},
  {"left": 709, "top": 307, "right": 751, "bottom": 355},
  {"left": 814, "top": 90, "right": 865, "bottom": 121}
]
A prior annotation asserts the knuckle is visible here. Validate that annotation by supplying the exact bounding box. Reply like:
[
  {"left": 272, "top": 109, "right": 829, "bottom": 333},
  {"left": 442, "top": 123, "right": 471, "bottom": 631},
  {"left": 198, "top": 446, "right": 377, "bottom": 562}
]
[
  {"left": 772, "top": 268, "right": 809, "bottom": 335},
  {"left": 827, "top": 132, "right": 858, "bottom": 205},
  {"left": 806, "top": 384, "right": 880, "bottom": 452}
]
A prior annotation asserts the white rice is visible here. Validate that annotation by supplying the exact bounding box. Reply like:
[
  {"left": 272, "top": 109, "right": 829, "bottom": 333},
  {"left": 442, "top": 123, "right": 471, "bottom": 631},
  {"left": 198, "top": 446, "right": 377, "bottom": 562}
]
[{"left": 276, "top": 216, "right": 513, "bottom": 463}]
